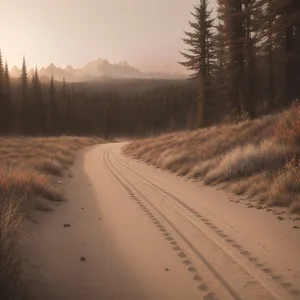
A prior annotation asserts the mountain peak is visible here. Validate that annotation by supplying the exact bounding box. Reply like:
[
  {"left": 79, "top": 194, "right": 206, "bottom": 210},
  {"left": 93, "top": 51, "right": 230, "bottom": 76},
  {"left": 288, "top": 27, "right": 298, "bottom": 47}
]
[
  {"left": 8, "top": 58, "right": 187, "bottom": 81},
  {"left": 47, "top": 63, "right": 56, "bottom": 69},
  {"left": 10, "top": 65, "right": 21, "bottom": 77},
  {"left": 65, "top": 65, "right": 74, "bottom": 72}
]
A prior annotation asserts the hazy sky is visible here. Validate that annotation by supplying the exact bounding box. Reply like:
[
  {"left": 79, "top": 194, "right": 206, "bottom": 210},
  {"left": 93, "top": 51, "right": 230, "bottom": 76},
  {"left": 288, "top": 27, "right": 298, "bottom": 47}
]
[{"left": 1, "top": 0, "right": 216, "bottom": 73}]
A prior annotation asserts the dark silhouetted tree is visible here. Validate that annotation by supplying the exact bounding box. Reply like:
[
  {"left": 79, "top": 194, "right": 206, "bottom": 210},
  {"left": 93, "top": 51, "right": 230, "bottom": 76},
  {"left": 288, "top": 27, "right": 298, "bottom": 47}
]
[
  {"left": 279, "top": 0, "right": 300, "bottom": 103},
  {"left": 4, "top": 62, "right": 10, "bottom": 95},
  {"left": 179, "top": 0, "right": 216, "bottom": 128},
  {"left": 20, "top": 56, "right": 30, "bottom": 134},
  {"left": 32, "top": 67, "right": 45, "bottom": 134},
  {"left": 254, "top": 0, "right": 273, "bottom": 108},
  {"left": 2, "top": 61, "right": 14, "bottom": 133},
  {"left": 0, "top": 51, "right": 4, "bottom": 133}
]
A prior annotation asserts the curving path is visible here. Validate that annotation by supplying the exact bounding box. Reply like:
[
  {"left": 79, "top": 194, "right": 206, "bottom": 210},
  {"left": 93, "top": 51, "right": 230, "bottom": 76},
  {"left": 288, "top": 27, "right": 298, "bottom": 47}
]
[{"left": 26, "top": 143, "right": 300, "bottom": 300}]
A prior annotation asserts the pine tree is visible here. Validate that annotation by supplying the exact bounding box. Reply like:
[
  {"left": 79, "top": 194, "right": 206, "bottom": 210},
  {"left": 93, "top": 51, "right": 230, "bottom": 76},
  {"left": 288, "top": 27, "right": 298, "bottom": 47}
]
[
  {"left": 0, "top": 51, "right": 3, "bottom": 97},
  {"left": 216, "top": 0, "right": 257, "bottom": 117},
  {"left": 215, "top": 3, "right": 231, "bottom": 115},
  {"left": 3, "top": 61, "right": 14, "bottom": 133},
  {"left": 19, "top": 56, "right": 29, "bottom": 134},
  {"left": 62, "top": 77, "right": 66, "bottom": 98},
  {"left": 243, "top": 0, "right": 256, "bottom": 117},
  {"left": 21, "top": 56, "right": 28, "bottom": 101},
  {"left": 222, "top": 0, "right": 245, "bottom": 114},
  {"left": 61, "top": 77, "right": 68, "bottom": 133},
  {"left": 261, "top": 0, "right": 300, "bottom": 104},
  {"left": 32, "top": 67, "right": 44, "bottom": 134},
  {"left": 280, "top": 0, "right": 300, "bottom": 102},
  {"left": 4, "top": 62, "right": 10, "bottom": 96},
  {"left": 66, "top": 82, "right": 72, "bottom": 134},
  {"left": 0, "top": 51, "right": 4, "bottom": 134},
  {"left": 179, "top": 0, "right": 216, "bottom": 127},
  {"left": 49, "top": 74, "right": 57, "bottom": 134},
  {"left": 253, "top": 0, "right": 280, "bottom": 109}
]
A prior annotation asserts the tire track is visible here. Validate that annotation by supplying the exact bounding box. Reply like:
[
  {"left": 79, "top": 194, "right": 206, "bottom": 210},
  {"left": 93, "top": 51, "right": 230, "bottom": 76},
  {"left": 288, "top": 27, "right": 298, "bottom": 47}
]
[
  {"left": 101, "top": 146, "right": 236, "bottom": 300},
  {"left": 111, "top": 145, "right": 300, "bottom": 300}
]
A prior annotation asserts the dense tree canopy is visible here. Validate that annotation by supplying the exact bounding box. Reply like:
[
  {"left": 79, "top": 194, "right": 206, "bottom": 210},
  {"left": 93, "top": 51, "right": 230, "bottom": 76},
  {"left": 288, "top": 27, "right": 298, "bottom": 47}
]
[{"left": 180, "top": 0, "right": 300, "bottom": 125}]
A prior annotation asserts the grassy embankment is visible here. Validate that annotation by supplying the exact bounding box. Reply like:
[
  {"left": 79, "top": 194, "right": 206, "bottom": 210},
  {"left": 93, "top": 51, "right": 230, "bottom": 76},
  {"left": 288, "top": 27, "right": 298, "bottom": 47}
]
[
  {"left": 124, "top": 103, "right": 300, "bottom": 213},
  {"left": 0, "top": 136, "right": 104, "bottom": 300}
]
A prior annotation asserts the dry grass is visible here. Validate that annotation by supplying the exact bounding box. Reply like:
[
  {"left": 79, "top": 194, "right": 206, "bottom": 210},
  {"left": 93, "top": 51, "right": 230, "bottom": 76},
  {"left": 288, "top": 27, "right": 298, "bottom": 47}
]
[
  {"left": 124, "top": 107, "right": 300, "bottom": 213},
  {"left": 0, "top": 196, "right": 24, "bottom": 300},
  {"left": 0, "top": 135, "right": 104, "bottom": 299},
  {"left": 203, "top": 139, "right": 294, "bottom": 184}
]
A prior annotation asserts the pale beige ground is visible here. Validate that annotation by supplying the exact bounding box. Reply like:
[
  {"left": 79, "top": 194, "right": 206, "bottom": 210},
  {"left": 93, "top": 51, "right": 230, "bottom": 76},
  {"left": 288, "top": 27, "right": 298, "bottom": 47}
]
[{"left": 24, "top": 143, "right": 300, "bottom": 300}]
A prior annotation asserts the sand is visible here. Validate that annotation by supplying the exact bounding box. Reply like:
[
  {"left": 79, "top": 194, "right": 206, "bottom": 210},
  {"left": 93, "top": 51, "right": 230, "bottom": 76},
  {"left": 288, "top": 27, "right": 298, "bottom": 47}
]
[{"left": 24, "top": 143, "right": 300, "bottom": 300}]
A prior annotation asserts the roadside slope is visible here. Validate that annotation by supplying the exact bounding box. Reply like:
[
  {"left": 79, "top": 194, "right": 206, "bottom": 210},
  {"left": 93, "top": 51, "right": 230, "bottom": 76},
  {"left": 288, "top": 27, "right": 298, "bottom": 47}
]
[
  {"left": 0, "top": 136, "right": 103, "bottom": 300},
  {"left": 124, "top": 109, "right": 300, "bottom": 212}
]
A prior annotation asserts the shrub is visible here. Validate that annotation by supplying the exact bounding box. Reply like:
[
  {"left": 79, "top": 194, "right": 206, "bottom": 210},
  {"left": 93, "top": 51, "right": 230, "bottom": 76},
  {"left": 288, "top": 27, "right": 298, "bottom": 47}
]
[{"left": 275, "top": 100, "right": 300, "bottom": 144}]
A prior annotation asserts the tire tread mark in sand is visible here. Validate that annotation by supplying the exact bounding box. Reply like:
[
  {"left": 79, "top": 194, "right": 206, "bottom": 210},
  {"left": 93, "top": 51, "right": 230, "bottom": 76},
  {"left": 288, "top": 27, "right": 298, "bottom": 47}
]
[
  {"left": 102, "top": 147, "right": 242, "bottom": 300},
  {"left": 116, "top": 153, "right": 254, "bottom": 258},
  {"left": 114, "top": 149, "right": 300, "bottom": 300},
  {"left": 101, "top": 147, "right": 215, "bottom": 298}
]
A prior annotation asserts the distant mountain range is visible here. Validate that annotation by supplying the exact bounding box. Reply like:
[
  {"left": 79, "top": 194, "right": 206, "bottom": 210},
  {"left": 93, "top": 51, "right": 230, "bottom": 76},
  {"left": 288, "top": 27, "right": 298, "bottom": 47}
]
[{"left": 10, "top": 58, "right": 188, "bottom": 82}]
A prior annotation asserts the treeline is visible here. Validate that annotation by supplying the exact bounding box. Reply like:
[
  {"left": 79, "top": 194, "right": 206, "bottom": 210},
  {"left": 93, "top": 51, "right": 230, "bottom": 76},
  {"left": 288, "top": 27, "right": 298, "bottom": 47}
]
[
  {"left": 180, "top": 0, "right": 300, "bottom": 128},
  {"left": 1, "top": 0, "right": 299, "bottom": 137},
  {"left": 0, "top": 53, "right": 197, "bottom": 137}
]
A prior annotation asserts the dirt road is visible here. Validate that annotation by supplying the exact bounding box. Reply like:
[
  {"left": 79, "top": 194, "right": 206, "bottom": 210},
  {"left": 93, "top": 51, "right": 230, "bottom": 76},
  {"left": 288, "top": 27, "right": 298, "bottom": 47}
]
[{"left": 26, "top": 143, "right": 300, "bottom": 300}]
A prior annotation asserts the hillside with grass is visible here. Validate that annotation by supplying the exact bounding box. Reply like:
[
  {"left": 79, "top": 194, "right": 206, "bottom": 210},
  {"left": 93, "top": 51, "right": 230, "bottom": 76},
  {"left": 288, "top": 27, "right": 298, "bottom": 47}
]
[
  {"left": 0, "top": 136, "right": 104, "bottom": 300},
  {"left": 124, "top": 103, "right": 300, "bottom": 214}
]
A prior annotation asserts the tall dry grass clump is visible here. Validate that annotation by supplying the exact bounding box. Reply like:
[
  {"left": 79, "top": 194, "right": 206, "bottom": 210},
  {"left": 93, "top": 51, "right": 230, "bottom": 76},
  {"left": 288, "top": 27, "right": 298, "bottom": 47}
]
[
  {"left": 266, "top": 100, "right": 300, "bottom": 207},
  {"left": 124, "top": 106, "right": 300, "bottom": 211},
  {"left": 0, "top": 136, "right": 104, "bottom": 299},
  {"left": 0, "top": 196, "right": 24, "bottom": 300}
]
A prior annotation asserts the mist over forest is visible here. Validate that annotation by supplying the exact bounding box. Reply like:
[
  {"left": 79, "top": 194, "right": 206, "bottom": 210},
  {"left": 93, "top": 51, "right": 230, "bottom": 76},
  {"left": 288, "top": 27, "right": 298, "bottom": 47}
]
[
  {"left": 9, "top": 58, "right": 188, "bottom": 82},
  {"left": 0, "top": 0, "right": 300, "bottom": 138}
]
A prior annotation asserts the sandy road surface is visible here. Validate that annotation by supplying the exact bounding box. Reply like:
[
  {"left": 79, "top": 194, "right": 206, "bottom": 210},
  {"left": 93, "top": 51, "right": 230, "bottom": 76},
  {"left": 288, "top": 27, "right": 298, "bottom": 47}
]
[{"left": 25, "top": 143, "right": 300, "bottom": 300}]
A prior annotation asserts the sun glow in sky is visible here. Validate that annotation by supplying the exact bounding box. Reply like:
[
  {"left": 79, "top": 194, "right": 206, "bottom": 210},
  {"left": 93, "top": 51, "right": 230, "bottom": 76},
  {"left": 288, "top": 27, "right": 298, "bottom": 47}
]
[{"left": 1, "top": 0, "right": 216, "bottom": 73}]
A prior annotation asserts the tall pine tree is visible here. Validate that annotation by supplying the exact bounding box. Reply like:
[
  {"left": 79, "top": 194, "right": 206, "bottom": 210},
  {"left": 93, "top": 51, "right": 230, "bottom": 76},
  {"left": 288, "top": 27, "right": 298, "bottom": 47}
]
[
  {"left": 280, "top": 0, "right": 300, "bottom": 103},
  {"left": 215, "top": 2, "right": 231, "bottom": 115},
  {"left": 0, "top": 51, "right": 4, "bottom": 134},
  {"left": 32, "top": 67, "right": 44, "bottom": 134},
  {"left": 4, "top": 62, "right": 10, "bottom": 95},
  {"left": 3, "top": 61, "right": 14, "bottom": 133},
  {"left": 179, "top": 0, "right": 215, "bottom": 128},
  {"left": 253, "top": 0, "right": 279, "bottom": 109},
  {"left": 49, "top": 74, "right": 60, "bottom": 134},
  {"left": 20, "top": 56, "right": 29, "bottom": 134}
]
